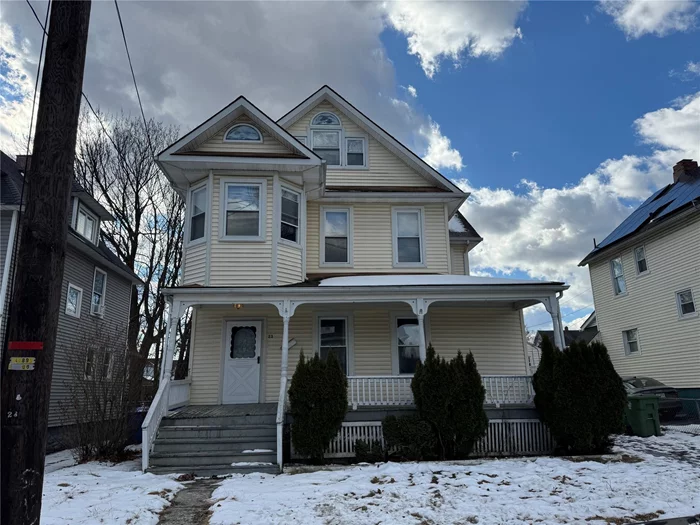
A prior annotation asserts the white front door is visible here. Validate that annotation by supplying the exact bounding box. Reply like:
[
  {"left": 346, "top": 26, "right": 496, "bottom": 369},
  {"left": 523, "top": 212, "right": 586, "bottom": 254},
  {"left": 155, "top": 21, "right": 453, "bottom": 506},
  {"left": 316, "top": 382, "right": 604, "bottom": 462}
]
[{"left": 222, "top": 320, "right": 261, "bottom": 404}]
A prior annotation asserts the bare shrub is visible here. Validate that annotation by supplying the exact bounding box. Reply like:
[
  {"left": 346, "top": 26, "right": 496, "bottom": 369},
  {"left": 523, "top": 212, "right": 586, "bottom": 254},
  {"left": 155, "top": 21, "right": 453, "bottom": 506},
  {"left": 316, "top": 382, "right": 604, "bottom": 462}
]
[{"left": 59, "top": 322, "right": 138, "bottom": 462}]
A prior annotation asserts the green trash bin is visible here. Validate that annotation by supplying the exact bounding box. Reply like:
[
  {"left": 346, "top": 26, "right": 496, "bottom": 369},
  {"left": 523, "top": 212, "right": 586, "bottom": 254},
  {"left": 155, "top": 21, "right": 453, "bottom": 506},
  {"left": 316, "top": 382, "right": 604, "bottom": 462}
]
[{"left": 626, "top": 395, "right": 661, "bottom": 437}]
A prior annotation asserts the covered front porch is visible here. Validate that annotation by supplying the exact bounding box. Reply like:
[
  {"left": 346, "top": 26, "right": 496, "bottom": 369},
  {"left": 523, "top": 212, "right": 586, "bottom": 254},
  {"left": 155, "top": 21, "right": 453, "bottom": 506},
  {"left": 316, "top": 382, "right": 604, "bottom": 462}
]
[{"left": 143, "top": 275, "right": 568, "bottom": 471}]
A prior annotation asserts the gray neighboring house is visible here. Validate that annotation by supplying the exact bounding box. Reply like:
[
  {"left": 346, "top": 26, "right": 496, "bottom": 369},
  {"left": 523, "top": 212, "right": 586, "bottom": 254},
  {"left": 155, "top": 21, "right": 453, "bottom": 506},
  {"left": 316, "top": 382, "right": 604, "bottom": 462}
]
[{"left": 1, "top": 152, "right": 141, "bottom": 447}]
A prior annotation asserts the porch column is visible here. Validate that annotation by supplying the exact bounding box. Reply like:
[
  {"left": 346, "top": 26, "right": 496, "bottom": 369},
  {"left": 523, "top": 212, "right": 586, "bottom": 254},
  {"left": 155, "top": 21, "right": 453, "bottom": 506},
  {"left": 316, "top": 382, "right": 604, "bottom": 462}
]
[
  {"left": 160, "top": 299, "right": 182, "bottom": 383},
  {"left": 409, "top": 298, "right": 429, "bottom": 362},
  {"left": 275, "top": 299, "right": 297, "bottom": 469}
]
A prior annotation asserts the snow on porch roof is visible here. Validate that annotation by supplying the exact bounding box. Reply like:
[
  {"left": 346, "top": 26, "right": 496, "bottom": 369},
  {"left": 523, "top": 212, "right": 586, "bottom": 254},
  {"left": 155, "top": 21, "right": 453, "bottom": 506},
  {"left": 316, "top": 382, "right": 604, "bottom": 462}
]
[{"left": 318, "top": 275, "right": 565, "bottom": 287}]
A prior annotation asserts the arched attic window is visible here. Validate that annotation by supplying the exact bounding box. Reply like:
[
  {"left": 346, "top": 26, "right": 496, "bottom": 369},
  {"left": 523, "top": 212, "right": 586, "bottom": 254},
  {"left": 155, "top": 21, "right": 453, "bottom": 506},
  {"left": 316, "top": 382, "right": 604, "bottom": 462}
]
[
  {"left": 310, "top": 112, "right": 342, "bottom": 165},
  {"left": 311, "top": 112, "right": 340, "bottom": 126},
  {"left": 224, "top": 123, "right": 263, "bottom": 143}
]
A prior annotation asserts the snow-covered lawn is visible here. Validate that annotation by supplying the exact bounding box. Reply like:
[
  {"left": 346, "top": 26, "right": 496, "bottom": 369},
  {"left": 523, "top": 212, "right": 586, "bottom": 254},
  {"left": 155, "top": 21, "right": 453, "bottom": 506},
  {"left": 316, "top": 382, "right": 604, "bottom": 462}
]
[
  {"left": 210, "top": 431, "right": 700, "bottom": 525},
  {"left": 41, "top": 452, "right": 183, "bottom": 525}
]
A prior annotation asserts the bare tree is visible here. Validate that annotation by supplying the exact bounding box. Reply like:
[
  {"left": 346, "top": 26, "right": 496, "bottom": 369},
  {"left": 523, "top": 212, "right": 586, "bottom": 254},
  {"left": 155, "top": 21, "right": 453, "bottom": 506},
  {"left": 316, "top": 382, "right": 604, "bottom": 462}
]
[
  {"left": 172, "top": 308, "right": 192, "bottom": 381},
  {"left": 74, "top": 111, "right": 183, "bottom": 403}
]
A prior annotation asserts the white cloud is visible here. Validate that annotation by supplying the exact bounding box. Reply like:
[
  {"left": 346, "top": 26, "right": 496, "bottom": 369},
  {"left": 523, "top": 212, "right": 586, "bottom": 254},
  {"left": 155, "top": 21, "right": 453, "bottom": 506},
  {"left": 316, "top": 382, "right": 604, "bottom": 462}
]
[
  {"left": 406, "top": 85, "right": 418, "bottom": 98},
  {"left": 669, "top": 60, "right": 700, "bottom": 80},
  {"left": 600, "top": 0, "right": 700, "bottom": 38},
  {"left": 383, "top": 1, "right": 526, "bottom": 77},
  {"left": 420, "top": 119, "right": 464, "bottom": 171},
  {"left": 511, "top": 151, "right": 521, "bottom": 160},
  {"left": 565, "top": 313, "right": 593, "bottom": 331},
  {"left": 688, "top": 61, "right": 700, "bottom": 75}
]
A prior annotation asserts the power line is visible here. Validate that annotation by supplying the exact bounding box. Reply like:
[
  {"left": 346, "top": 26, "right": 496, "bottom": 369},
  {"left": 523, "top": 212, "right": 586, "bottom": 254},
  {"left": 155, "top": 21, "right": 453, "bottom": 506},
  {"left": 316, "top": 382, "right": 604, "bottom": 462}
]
[
  {"left": 113, "top": 0, "right": 155, "bottom": 158},
  {"left": 526, "top": 304, "right": 595, "bottom": 330}
]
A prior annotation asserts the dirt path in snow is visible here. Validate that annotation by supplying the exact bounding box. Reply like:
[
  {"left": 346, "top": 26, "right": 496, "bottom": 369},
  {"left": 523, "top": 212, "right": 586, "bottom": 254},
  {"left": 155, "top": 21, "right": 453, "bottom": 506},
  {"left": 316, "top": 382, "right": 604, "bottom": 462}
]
[{"left": 157, "top": 478, "right": 222, "bottom": 525}]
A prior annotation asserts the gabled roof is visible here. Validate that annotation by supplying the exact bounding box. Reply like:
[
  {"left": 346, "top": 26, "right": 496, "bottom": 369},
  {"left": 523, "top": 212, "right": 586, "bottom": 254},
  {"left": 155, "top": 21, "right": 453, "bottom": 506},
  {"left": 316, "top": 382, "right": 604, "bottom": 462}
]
[
  {"left": 580, "top": 168, "right": 700, "bottom": 265},
  {"left": 277, "top": 85, "right": 464, "bottom": 195},
  {"left": 580, "top": 311, "right": 597, "bottom": 330},
  {"left": 535, "top": 328, "right": 598, "bottom": 348},
  {"left": 157, "top": 95, "right": 321, "bottom": 167},
  {"left": 449, "top": 210, "right": 482, "bottom": 242},
  {"left": 1, "top": 151, "right": 25, "bottom": 206}
]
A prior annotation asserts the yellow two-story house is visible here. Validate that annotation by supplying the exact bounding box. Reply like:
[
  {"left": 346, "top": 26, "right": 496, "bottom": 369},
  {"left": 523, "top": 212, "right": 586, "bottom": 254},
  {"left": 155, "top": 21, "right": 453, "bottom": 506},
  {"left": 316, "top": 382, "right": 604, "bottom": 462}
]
[{"left": 144, "top": 86, "right": 568, "bottom": 474}]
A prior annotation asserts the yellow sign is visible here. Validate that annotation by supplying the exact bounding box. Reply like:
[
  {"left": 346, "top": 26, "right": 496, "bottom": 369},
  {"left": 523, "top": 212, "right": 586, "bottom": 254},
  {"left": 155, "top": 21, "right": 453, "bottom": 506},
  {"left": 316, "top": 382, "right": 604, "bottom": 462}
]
[
  {"left": 10, "top": 357, "right": 35, "bottom": 365},
  {"left": 8, "top": 363, "right": 35, "bottom": 371}
]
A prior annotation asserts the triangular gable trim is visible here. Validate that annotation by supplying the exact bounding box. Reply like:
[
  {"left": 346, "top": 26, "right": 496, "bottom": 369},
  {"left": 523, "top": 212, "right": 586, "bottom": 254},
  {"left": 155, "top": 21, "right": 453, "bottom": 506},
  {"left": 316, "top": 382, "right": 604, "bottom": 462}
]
[
  {"left": 278, "top": 85, "right": 462, "bottom": 194},
  {"left": 158, "top": 96, "right": 321, "bottom": 163}
]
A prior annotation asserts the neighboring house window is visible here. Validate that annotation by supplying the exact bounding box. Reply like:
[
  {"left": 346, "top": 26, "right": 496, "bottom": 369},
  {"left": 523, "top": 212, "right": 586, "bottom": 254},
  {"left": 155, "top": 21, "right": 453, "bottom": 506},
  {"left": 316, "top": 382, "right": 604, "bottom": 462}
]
[
  {"left": 318, "top": 317, "right": 348, "bottom": 374},
  {"left": 677, "top": 289, "right": 696, "bottom": 317},
  {"left": 189, "top": 185, "right": 207, "bottom": 242},
  {"left": 321, "top": 208, "right": 351, "bottom": 265},
  {"left": 224, "top": 123, "right": 262, "bottom": 142},
  {"left": 76, "top": 206, "right": 97, "bottom": 243},
  {"left": 222, "top": 181, "right": 265, "bottom": 239},
  {"left": 610, "top": 257, "right": 626, "bottom": 295},
  {"left": 395, "top": 318, "right": 421, "bottom": 374},
  {"left": 101, "top": 350, "right": 113, "bottom": 380},
  {"left": 84, "top": 348, "right": 95, "bottom": 379},
  {"left": 280, "top": 188, "right": 300, "bottom": 243},
  {"left": 393, "top": 208, "right": 424, "bottom": 266},
  {"left": 634, "top": 246, "right": 648, "bottom": 274},
  {"left": 311, "top": 112, "right": 341, "bottom": 166},
  {"left": 65, "top": 283, "right": 82, "bottom": 318},
  {"left": 91, "top": 268, "right": 107, "bottom": 317},
  {"left": 623, "top": 329, "right": 640, "bottom": 355},
  {"left": 346, "top": 137, "right": 366, "bottom": 167}
]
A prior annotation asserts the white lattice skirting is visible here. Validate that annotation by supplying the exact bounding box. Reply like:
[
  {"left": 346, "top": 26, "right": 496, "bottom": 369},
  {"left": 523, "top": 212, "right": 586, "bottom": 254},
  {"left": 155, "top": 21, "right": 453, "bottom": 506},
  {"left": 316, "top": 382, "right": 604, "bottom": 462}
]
[{"left": 292, "top": 419, "right": 554, "bottom": 459}]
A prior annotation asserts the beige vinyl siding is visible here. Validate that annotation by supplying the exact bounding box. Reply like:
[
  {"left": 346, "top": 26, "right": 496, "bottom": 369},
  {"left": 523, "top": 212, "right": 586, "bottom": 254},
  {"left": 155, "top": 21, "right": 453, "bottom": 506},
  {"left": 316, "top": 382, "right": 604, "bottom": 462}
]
[
  {"left": 183, "top": 242, "right": 206, "bottom": 285},
  {"left": 284, "top": 100, "right": 434, "bottom": 188},
  {"left": 450, "top": 244, "right": 467, "bottom": 275},
  {"left": 277, "top": 243, "right": 303, "bottom": 285},
  {"left": 428, "top": 306, "right": 528, "bottom": 375},
  {"left": 189, "top": 303, "right": 528, "bottom": 405},
  {"left": 193, "top": 115, "right": 293, "bottom": 156},
  {"left": 208, "top": 175, "right": 273, "bottom": 286},
  {"left": 589, "top": 213, "right": 700, "bottom": 388},
  {"left": 306, "top": 201, "right": 450, "bottom": 275}
]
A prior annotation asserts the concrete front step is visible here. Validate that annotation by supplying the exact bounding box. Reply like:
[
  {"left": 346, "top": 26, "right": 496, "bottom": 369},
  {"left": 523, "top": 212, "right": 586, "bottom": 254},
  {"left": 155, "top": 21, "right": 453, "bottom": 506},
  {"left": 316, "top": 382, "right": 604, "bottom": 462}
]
[
  {"left": 154, "top": 437, "right": 277, "bottom": 454},
  {"left": 160, "top": 415, "right": 276, "bottom": 427},
  {"left": 150, "top": 450, "right": 276, "bottom": 468},
  {"left": 156, "top": 424, "right": 277, "bottom": 440},
  {"left": 148, "top": 463, "right": 280, "bottom": 476}
]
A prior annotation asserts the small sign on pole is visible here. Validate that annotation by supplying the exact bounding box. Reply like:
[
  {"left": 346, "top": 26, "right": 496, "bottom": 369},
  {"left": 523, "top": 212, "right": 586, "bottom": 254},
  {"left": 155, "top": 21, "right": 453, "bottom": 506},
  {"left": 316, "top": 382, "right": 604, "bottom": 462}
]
[{"left": 8, "top": 341, "right": 44, "bottom": 351}]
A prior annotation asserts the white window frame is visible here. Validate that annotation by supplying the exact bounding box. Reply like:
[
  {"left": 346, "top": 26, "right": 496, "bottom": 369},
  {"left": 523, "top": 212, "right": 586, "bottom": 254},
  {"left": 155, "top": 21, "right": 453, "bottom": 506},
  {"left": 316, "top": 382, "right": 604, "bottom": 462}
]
[
  {"left": 345, "top": 137, "right": 367, "bottom": 168},
  {"left": 676, "top": 288, "right": 697, "bottom": 319},
  {"left": 100, "top": 350, "right": 113, "bottom": 380},
  {"left": 622, "top": 328, "right": 640, "bottom": 356},
  {"left": 311, "top": 129, "right": 341, "bottom": 167},
  {"left": 390, "top": 313, "right": 426, "bottom": 376},
  {"left": 392, "top": 207, "right": 426, "bottom": 268},
  {"left": 223, "top": 123, "right": 263, "bottom": 143},
  {"left": 279, "top": 185, "right": 301, "bottom": 246},
  {"left": 75, "top": 204, "right": 99, "bottom": 244},
  {"left": 186, "top": 182, "right": 208, "bottom": 246},
  {"left": 610, "top": 256, "right": 627, "bottom": 296},
  {"left": 65, "top": 283, "right": 83, "bottom": 319},
  {"left": 634, "top": 245, "right": 648, "bottom": 275},
  {"left": 320, "top": 206, "right": 353, "bottom": 267},
  {"left": 314, "top": 313, "right": 353, "bottom": 375},
  {"left": 91, "top": 267, "right": 107, "bottom": 318},
  {"left": 84, "top": 348, "right": 96, "bottom": 380},
  {"left": 219, "top": 178, "right": 267, "bottom": 242}
]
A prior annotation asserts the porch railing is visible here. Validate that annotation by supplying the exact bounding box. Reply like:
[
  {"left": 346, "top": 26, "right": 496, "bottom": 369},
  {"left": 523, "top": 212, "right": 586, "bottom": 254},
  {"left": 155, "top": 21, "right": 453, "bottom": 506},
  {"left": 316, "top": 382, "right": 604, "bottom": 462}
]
[
  {"left": 167, "top": 378, "right": 191, "bottom": 410},
  {"left": 141, "top": 379, "right": 170, "bottom": 472},
  {"left": 346, "top": 375, "right": 534, "bottom": 409}
]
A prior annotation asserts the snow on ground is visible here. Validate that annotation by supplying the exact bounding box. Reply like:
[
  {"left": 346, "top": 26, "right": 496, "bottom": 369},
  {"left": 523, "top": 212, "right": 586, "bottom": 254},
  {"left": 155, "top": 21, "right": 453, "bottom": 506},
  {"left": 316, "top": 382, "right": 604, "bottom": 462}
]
[
  {"left": 209, "top": 432, "right": 700, "bottom": 525},
  {"left": 41, "top": 453, "right": 183, "bottom": 525}
]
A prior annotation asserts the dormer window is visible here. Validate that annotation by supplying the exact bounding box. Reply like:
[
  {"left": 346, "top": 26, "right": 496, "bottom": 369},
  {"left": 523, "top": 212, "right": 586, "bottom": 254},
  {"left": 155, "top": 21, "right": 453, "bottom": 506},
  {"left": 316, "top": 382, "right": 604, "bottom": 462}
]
[
  {"left": 76, "top": 205, "right": 98, "bottom": 244},
  {"left": 224, "top": 123, "right": 263, "bottom": 143}
]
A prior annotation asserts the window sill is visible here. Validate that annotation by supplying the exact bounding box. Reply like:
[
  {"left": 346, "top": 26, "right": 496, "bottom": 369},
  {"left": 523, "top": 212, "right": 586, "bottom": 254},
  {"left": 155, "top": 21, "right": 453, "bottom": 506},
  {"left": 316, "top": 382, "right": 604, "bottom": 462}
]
[
  {"left": 330, "top": 165, "right": 369, "bottom": 171},
  {"left": 678, "top": 312, "right": 699, "bottom": 321},
  {"left": 185, "top": 237, "right": 207, "bottom": 249},
  {"left": 393, "top": 263, "right": 427, "bottom": 269},
  {"left": 65, "top": 311, "right": 81, "bottom": 319},
  {"left": 635, "top": 271, "right": 650, "bottom": 278},
  {"left": 613, "top": 292, "right": 628, "bottom": 299},
  {"left": 218, "top": 236, "right": 267, "bottom": 243},
  {"left": 319, "top": 262, "right": 353, "bottom": 268},
  {"left": 279, "top": 238, "right": 302, "bottom": 250}
]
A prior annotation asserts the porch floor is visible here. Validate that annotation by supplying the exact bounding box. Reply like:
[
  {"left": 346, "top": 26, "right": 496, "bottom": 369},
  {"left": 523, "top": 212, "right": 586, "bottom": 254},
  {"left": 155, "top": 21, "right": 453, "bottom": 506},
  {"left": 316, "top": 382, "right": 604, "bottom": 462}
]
[{"left": 166, "top": 403, "right": 278, "bottom": 419}]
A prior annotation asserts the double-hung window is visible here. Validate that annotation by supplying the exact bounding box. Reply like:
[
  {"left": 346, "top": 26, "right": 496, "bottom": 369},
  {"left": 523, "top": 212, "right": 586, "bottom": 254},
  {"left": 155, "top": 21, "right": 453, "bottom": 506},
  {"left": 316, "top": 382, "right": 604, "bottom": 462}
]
[
  {"left": 610, "top": 257, "right": 626, "bottom": 295},
  {"left": 101, "top": 351, "right": 113, "bottom": 379},
  {"left": 346, "top": 137, "right": 366, "bottom": 167},
  {"left": 395, "top": 317, "right": 421, "bottom": 374},
  {"left": 280, "top": 188, "right": 300, "bottom": 243},
  {"left": 222, "top": 181, "right": 265, "bottom": 240},
  {"left": 318, "top": 317, "right": 348, "bottom": 374},
  {"left": 65, "top": 283, "right": 83, "bottom": 318},
  {"left": 311, "top": 112, "right": 341, "bottom": 166},
  {"left": 677, "top": 289, "right": 696, "bottom": 317},
  {"left": 634, "top": 246, "right": 648, "bottom": 274},
  {"left": 76, "top": 206, "right": 97, "bottom": 243},
  {"left": 393, "top": 208, "right": 424, "bottom": 266},
  {"left": 321, "top": 208, "right": 351, "bottom": 265},
  {"left": 91, "top": 268, "right": 107, "bottom": 317},
  {"left": 84, "top": 348, "right": 95, "bottom": 379},
  {"left": 189, "top": 185, "right": 207, "bottom": 243},
  {"left": 623, "top": 329, "right": 640, "bottom": 355}
]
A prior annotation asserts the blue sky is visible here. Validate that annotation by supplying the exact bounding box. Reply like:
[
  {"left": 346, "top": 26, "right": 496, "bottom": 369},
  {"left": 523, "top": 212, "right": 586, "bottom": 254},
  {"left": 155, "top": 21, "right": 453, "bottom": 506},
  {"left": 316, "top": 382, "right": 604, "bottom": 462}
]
[{"left": 1, "top": 1, "right": 699, "bottom": 331}]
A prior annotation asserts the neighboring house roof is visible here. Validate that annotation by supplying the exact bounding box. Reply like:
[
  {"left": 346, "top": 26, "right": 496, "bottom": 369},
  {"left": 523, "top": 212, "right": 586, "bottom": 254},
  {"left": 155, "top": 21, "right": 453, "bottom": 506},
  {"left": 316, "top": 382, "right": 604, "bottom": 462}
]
[
  {"left": 580, "top": 311, "right": 597, "bottom": 330},
  {"left": 67, "top": 230, "right": 142, "bottom": 285},
  {"left": 535, "top": 328, "right": 598, "bottom": 347},
  {"left": 449, "top": 210, "right": 482, "bottom": 242},
  {"left": 277, "top": 85, "right": 465, "bottom": 195},
  {"left": 580, "top": 161, "right": 700, "bottom": 266},
  {"left": 71, "top": 180, "right": 114, "bottom": 220},
  {"left": 1, "top": 151, "right": 25, "bottom": 206}
]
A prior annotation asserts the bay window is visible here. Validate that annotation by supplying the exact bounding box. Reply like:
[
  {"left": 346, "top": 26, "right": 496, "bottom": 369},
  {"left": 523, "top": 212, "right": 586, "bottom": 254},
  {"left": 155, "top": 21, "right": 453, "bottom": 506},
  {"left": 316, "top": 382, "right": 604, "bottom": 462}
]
[{"left": 221, "top": 180, "right": 266, "bottom": 240}]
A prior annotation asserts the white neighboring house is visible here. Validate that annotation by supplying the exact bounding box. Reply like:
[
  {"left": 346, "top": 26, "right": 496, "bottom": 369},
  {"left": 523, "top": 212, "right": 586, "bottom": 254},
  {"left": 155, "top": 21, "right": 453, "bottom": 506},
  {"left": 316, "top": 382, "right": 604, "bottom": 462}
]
[
  {"left": 580, "top": 159, "right": 700, "bottom": 396},
  {"left": 143, "top": 86, "right": 569, "bottom": 474}
]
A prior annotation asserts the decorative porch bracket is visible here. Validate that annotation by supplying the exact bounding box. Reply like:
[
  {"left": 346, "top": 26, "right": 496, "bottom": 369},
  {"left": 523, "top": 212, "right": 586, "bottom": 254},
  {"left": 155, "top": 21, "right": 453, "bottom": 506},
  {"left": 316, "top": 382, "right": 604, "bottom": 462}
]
[{"left": 540, "top": 293, "right": 565, "bottom": 350}]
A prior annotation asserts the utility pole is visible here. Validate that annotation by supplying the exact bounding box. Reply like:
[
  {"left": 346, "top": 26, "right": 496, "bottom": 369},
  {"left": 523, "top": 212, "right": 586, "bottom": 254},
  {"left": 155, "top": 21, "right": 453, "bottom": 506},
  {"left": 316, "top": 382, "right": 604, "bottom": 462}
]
[{"left": 1, "top": 2, "right": 91, "bottom": 523}]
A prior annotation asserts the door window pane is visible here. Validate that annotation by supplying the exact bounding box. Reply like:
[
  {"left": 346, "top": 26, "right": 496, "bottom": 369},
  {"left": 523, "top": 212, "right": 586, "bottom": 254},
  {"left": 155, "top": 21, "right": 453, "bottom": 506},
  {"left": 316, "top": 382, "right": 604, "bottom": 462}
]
[
  {"left": 319, "top": 318, "right": 347, "bottom": 374},
  {"left": 397, "top": 318, "right": 420, "bottom": 374},
  {"left": 230, "top": 326, "right": 257, "bottom": 359}
]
